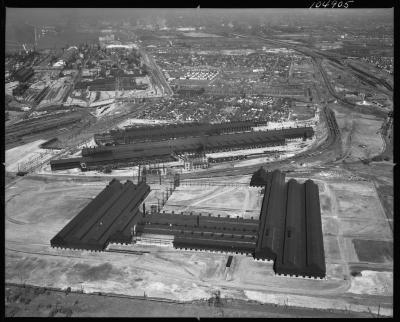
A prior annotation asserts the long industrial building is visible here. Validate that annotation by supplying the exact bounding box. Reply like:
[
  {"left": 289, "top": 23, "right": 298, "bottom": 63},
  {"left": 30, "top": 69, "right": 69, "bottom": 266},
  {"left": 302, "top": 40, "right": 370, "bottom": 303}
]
[
  {"left": 50, "top": 126, "right": 314, "bottom": 171},
  {"left": 251, "top": 168, "right": 326, "bottom": 278},
  {"left": 51, "top": 169, "right": 325, "bottom": 278},
  {"left": 139, "top": 212, "right": 259, "bottom": 254},
  {"left": 94, "top": 120, "right": 267, "bottom": 145},
  {"left": 50, "top": 179, "right": 150, "bottom": 251}
]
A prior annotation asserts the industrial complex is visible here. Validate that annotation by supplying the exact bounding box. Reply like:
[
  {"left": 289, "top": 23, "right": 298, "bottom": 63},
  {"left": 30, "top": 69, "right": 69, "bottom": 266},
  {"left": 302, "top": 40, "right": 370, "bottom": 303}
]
[
  {"left": 50, "top": 168, "right": 325, "bottom": 278},
  {"left": 5, "top": 8, "right": 393, "bottom": 318},
  {"left": 93, "top": 120, "right": 265, "bottom": 145},
  {"left": 50, "top": 122, "right": 314, "bottom": 171}
]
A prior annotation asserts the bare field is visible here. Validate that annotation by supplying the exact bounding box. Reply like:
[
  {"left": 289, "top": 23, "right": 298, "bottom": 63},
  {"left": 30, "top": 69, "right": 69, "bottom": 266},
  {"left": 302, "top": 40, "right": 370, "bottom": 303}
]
[
  {"left": 325, "top": 264, "right": 346, "bottom": 280},
  {"left": 339, "top": 237, "right": 360, "bottom": 263},
  {"left": 352, "top": 240, "right": 393, "bottom": 263},
  {"left": 319, "top": 195, "right": 332, "bottom": 214},
  {"left": 321, "top": 217, "right": 339, "bottom": 236},
  {"left": 348, "top": 271, "right": 393, "bottom": 296},
  {"left": 342, "top": 162, "right": 393, "bottom": 225},
  {"left": 6, "top": 139, "right": 48, "bottom": 172},
  {"left": 162, "top": 185, "right": 263, "bottom": 219},
  {"left": 5, "top": 175, "right": 392, "bottom": 316},
  {"left": 328, "top": 182, "right": 387, "bottom": 221},
  {"left": 374, "top": 183, "right": 393, "bottom": 221},
  {"left": 332, "top": 105, "right": 385, "bottom": 162},
  {"left": 323, "top": 236, "right": 342, "bottom": 263},
  {"left": 316, "top": 179, "right": 392, "bottom": 303},
  {"left": 339, "top": 219, "right": 392, "bottom": 240}
]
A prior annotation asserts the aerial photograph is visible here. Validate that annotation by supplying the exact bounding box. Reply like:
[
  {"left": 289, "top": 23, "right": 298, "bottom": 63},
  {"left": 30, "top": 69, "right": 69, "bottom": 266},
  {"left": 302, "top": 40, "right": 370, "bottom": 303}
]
[{"left": 4, "top": 6, "right": 394, "bottom": 318}]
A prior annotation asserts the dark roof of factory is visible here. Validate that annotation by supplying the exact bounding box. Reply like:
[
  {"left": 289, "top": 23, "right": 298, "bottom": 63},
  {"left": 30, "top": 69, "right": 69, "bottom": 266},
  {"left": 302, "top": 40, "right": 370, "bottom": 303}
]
[
  {"left": 52, "top": 124, "right": 314, "bottom": 170},
  {"left": 86, "top": 131, "right": 284, "bottom": 155},
  {"left": 50, "top": 169, "right": 324, "bottom": 278},
  {"left": 254, "top": 170, "right": 326, "bottom": 278},
  {"left": 50, "top": 179, "right": 150, "bottom": 251},
  {"left": 94, "top": 121, "right": 313, "bottom": 145},
  {"left": 140, "top": 212, "right": 259, "bottom": 254},
  {"left": 84, "top": 127, "right": 312, "bottom": 161},
  {"left": 250, "top": 167, "right": 275, "bottom": 187}
]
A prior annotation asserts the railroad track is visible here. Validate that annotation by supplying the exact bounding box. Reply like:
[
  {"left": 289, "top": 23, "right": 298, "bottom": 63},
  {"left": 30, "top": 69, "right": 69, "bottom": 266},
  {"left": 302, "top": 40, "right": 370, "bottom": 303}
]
[
  {"left": 4, "top": 281, "right": 190, "bottom": 305},
  {"left": 105, "top": 249, "right": 149, "bottom": 255},
  {"left": 181, "top": 106, "right": 341, "bottom": 179},
  {"left": 232, "top": 32, "right": 390, "bottom": 117},
  {"left": 5, "top": 112, "right": 84, "bottom": 145}
]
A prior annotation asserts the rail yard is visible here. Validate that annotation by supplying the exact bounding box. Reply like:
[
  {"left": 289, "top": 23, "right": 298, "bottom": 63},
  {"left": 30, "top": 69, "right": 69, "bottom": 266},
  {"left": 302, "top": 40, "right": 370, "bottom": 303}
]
[{"left": 5, "top": 8, "right": 393, "bottom": 318}]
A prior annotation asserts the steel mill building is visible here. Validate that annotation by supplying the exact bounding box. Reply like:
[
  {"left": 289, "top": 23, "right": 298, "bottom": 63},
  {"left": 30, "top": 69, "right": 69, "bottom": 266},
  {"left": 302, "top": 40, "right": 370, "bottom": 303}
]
[
  {"left": 50, "top": 120, "right": 314, "bottom": 171},
  {"left": 51, "top": 169, "right": 325, "bottom": 278}
]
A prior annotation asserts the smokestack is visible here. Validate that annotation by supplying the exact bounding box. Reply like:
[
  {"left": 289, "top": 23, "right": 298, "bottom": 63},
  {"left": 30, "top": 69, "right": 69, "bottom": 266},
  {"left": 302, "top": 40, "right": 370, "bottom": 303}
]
[{"left": 142, "top": 202, "right": 146, "bottom": 216}]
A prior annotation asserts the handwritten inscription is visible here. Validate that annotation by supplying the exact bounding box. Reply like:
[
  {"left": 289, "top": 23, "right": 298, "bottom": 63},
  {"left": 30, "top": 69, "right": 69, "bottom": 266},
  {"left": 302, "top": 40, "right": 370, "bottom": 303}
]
[{"left": 310, "top": 0, "right": 355, "bottom": 8}]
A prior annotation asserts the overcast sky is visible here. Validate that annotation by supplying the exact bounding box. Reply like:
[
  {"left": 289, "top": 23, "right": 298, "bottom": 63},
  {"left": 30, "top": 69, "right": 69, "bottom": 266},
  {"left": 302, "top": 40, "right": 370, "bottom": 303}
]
[{"left": 6, "top": 8, "right": 392, "bottom": 26}]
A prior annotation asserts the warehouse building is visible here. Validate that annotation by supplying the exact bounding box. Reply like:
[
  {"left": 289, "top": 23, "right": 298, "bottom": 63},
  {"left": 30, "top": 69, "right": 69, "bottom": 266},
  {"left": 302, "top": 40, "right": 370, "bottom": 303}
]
[
  {"left": 50, "top": 178, "right": 258, "bottom": 253},
  {"left": 51, "top": 126, "right": 313, "bottom": 171},
  {"left": 250, "top": 166, "right": 275, "bottom": 187},
  {"left": 252, "top": 168, "right": 326, "bottom": 278},
  {"left": 139, "top": 212, "right": 259, "bottom": 254},
  {"left": 94, "top": 120, "right": 264, "bottom": 145},
  {"left": 50, "top": 179, "right": 150, "bottom": 251}
]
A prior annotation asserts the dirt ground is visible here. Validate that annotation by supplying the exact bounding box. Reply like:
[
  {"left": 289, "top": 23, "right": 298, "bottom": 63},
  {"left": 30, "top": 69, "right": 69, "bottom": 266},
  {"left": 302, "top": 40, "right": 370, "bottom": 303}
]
[
  {"left": 331, "top": 103, "right": 385, "bottom": 162},
  {"left": 328, "top": 181, "right": 391, "bottom": 239},
  {"left": 5, "top": 139, "right": 48, "bottom": 172},
  {"left": 5, "top": 174, "right": 393, "bottom": 316},
  {"left": 352, "top": 240, "right": 393, "bottom": 263},
  {"left": 161, "top": 185, "right": 263, "bottom": 219},
  {"left": 5, "top": 284, "right": 376, "bottom": 318},
  {"left": 343, "top": 162, "right": 393, "bottom": 226}
]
